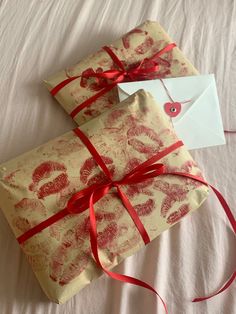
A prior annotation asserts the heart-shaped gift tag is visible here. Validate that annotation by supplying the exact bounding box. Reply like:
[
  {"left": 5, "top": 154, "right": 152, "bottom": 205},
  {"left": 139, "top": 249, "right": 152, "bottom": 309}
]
[{"left": 164, "top": 102, "right": 181, "bottom": 118}]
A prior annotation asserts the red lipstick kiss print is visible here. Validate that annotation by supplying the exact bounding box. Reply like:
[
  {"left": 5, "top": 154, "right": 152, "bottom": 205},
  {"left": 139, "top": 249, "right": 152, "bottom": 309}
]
[
  {"left": 124, "top": 158, "right": 153, "bottom": 198},
  {"left": 74, "top": 196, "right": 124, "bottom": 243},
  {"left": 3, "top": 169, "right": 20, "bottom": 189},
  {"left": 12, "top": 216, "right": 32, "bottom": 233},
  {"left": 166, "top": 204, "right": 190, "bottom": 224},
  {"left": 80, "top": 156, "right": 114, "bottom": 186},
  {"left": 80, "top": 67, "right": 105, "bottom": 91},
  {"left": 123, "top": 158, "right": 155, "bottom": 216},
  {"left": 49, "top": 225, "right": 88, "bottom": 285},
  {"left": 52, "top": 138, "right": 83, "bottom": 156},
  {"left": 181, "top": 160, "right": 198, "bottom": 173},
  {"left": 164, "top": 160, "right": 198, "bottom": 175},
  {"left": 127, "top": 125, "right": 163, "bottom": 156},
  {"left": 97, "top": 222, "right": 118, "bottom": 249},
  {"left": 135, "top": 36, "right": 154, "bottom": 54},
  {"left": 29, "top": 161, "right": 69, "bottom": 199},
  {"left": 13, "top": 198, "right": 47, "bottom": 233},
  {"left": 134, "top": 198, "right": 155, "bottom": 216},
  {"left": 185, "top": 171, "right": 204, "bottom": 188},
  {"left": 15, "top": 198, "right": 47, "bottom": 216},
  {"left": 55, "top": 177, "right": 81, "bottom": 209},
  {"left": 108, "top": 224, "right": 141, "bottom": 256},
  {"left": 22, "top": 240, "right": 50, "bottom": 272},
  {"left": 58, "top": 253, "right": 89, "bottom": 286},
  {"left": 154, "top": 180, "right": 189, "bottom": 217},
  {"left": 50, "top": 238, "right": 89, "bottom": 286},
  {"left": 83, "top": 95, "right": 113, "bottom": 117},
  {"left": 26, "top": 254, "right": 49, "bottom": 272},
  {"left": 105, "top": 109, "right": 127, "bottom": 128},
  {"left": 50, "top": 210, "right": 120, "bottom": 285},
  {"left": 96, "top": 193, "right": 125, "bottom": 221},
  {"left": 75, "top": 208, "right": 122, "bottom": 242},
  {"left": 122, "top": 28, "right": 147, "bottom": 49}
]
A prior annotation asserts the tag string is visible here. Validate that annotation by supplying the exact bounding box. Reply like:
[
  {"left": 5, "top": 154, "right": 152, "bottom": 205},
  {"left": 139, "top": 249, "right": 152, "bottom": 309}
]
[
  {"left": 159, "top": 79, "right": 192, "bottom": 104},
  {"left": 159, "top": 79, "right": 236, "bottom": 134}
]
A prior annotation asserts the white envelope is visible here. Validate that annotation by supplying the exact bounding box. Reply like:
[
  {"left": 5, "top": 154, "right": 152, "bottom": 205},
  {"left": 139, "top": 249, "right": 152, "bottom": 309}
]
[{"left": 118, "top": 74, "right": 226, "bottom": 150}]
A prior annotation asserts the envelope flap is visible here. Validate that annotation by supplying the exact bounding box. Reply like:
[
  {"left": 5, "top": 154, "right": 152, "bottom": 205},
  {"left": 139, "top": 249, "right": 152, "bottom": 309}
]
[
  {"left": 118, "top": 75, "right": 215, "bottom": 114},
  {"left": 118, "top": 80, "right": 151, "bottom": 96},
  {"left": 174, "top": 78, "right": 226, "bottom": 144},
  {"left": 175, "top": 78, "right": 223, "bottom": 128}
]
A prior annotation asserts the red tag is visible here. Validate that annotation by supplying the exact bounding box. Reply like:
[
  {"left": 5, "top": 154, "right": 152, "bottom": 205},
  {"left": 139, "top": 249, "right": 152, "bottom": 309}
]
[{"left": 164, "top": 102, "right": 181, "bottom": 117}]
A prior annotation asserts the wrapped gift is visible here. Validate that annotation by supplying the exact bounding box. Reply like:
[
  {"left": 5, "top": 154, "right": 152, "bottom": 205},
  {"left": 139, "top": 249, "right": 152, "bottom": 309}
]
[
  {"left": 0, "top": 90, "right": 209, "bottom": 304},
  {"left": 44, "top": 20, "right": 198, "bottom": 126}
]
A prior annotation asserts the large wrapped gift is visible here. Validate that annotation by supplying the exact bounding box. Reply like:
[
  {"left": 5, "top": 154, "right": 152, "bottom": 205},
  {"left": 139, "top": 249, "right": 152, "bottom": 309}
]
[
  {"left": 44, "top": 20, "right": 198, "bottom": 125},
  {"left": 0, "top": 90, "right": 209, "bottom": 304}
]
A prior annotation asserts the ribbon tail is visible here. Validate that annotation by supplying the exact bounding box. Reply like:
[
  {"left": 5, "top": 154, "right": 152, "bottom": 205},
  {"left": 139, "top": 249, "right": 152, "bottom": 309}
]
[
  {"left": 165, "top": 172, "right": 236, "bottom": 301},
  {"left": 88, "top": 193, "right": 168, "bottom": 314},
  {"left": 192, "top": 271, "right": 236, "bottom": 302},
  {"left": 105, "top": 269, "right": 168, "bottom": 314},
  {"left": 209, "top": 184, "right": 236, "bottom": 234},
  {"left": 191, "top": 184, "right": 236, "bottom": 302}
]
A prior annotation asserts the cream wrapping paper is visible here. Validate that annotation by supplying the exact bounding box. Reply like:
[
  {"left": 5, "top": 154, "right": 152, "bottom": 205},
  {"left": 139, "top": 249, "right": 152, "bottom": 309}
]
[
  {"left": 44, "top": 20, "right": 198, "bottom": 125},
  {"left": 0, "top": 90, "right": 208, "bottom": 303}
]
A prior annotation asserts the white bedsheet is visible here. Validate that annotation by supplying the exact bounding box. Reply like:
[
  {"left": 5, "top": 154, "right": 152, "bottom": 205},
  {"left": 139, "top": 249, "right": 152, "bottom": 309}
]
[{"left": 0, "top": 0, "right": 235, "bottom": 313}]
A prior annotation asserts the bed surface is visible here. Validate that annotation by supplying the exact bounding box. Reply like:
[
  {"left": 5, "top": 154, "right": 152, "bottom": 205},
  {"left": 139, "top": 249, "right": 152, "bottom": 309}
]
[{"left": 0, "top": 0, "right": 235, "bottom": 313}]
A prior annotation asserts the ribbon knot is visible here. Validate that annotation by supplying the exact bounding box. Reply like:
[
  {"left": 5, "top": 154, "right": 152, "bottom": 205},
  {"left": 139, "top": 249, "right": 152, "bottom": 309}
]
[
  {"left": 79, "top": 45, "right": 172, "bottom": 90},
  {"left": 50, "top": 43, "right": 176, "bottom": 119},
  {"left": 79, "top": 61, "right": 160, "bottom": 90},
  {"left": 66, "top": 158, "right": 166, "bottom": 220}
]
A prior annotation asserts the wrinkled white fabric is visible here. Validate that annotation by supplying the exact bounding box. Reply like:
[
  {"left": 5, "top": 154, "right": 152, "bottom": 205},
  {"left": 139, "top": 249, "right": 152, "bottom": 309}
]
[{"left": 0, "top": 0, "right": 235, "bottom": 313}]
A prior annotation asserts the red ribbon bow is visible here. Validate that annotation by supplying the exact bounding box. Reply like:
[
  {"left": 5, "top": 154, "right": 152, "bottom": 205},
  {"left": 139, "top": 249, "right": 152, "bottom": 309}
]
[
  {"left": 17, "top": 127, "right": 236, "bottom": 314},
  {"left": 50, "top": 43, "right": 176, "bottom": 119}
]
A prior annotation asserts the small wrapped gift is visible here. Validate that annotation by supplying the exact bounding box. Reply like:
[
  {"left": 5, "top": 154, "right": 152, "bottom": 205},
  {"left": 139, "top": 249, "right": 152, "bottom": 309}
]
[
  {"left": 0, "top": 90, "right": 209, "bottom": 304},
  {"left": 44, "top": 20, "right": 198, "bottom": 126}
]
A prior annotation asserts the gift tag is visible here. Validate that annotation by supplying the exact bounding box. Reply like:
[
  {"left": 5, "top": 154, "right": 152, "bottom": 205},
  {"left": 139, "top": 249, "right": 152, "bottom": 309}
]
[{"left": 164, "top": 102, "right": 181, "bottom": 117}]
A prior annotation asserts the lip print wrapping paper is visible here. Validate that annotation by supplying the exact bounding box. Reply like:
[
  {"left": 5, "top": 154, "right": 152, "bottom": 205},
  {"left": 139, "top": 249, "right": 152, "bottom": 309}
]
[
  {"left": 0, "top": 90, "right": 209, "bottom": 303},
  {"left": 44, "top": 20, "right": 199, "bottom": 126}
]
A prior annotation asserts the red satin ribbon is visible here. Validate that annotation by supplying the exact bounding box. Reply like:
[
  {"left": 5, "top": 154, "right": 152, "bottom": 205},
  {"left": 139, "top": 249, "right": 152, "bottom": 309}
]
[
  {"left": 17, "top": 138, "right": 183, "bottom": 245},
  {"left": 17, "top": 128, "right": 236, "bottom": 313},
  {"left": 50, "top": 43, "right": 176, "bottom": 119}
]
